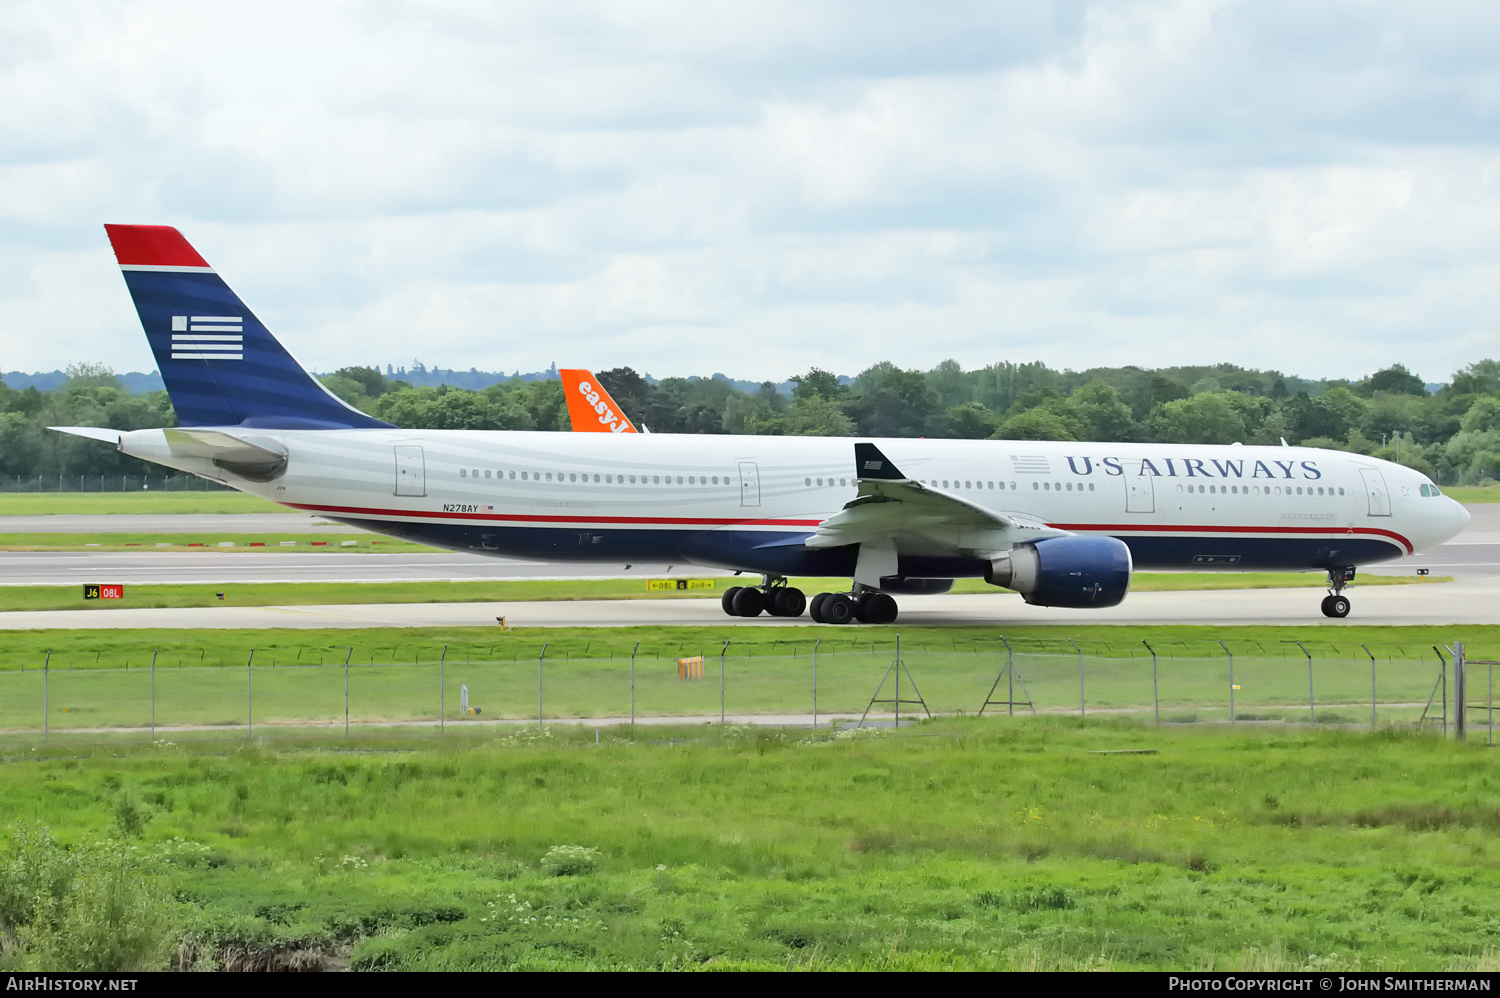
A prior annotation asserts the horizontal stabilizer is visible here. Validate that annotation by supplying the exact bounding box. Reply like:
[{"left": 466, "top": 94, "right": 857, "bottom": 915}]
[{"left": 48, "top": 426, "right": 122, "bottom": 445}]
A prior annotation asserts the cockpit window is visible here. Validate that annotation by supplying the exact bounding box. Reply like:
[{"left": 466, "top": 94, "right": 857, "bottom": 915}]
[{"left": 1419, "top": 483, "right": 1444, "bottom": 497}]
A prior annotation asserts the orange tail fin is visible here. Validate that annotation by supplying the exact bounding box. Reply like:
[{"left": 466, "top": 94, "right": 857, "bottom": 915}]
[{"left": 559, "top": 369, "right": 638, "bottom": 433}]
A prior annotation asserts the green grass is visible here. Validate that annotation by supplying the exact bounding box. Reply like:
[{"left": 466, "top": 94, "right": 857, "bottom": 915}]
[
  {"left": 0, "top": 533, "right": 437, "bottom": 552},
  {"left": 0, "top": 573, "right": 1450, "bottom": 613},
  {"left": 0, "top": 492, "right": 286, "bottom": 515},
  {"left": 1443, "top": 485, "right": 1500, "bottom": 503},
  {"left": 2, "top": 719, "right": 1498, "bottom": 970}
]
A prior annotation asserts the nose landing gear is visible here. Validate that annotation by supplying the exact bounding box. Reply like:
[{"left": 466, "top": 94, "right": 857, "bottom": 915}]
[
  {"left": 1320, "top": 566, "right": 1356, "bottom": 618},
  {"left": 721, "top": 577, "right": 807, "bottom": 618}
]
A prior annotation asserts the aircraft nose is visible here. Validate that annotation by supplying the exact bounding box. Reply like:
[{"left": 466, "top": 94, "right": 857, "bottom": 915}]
[{"left": 1452, "top": 498, "right": 1472, "bottom": 533}]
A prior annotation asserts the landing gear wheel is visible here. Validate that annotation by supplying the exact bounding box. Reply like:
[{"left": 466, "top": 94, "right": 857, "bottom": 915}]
[
  {"left": 770, "top": 587, "right": 806, "bottom": 617},
  {"left": 1321, "top": 594, "right": 1351, "bottom": 618},
  {"left": 721, "top": 586, "right": 744, "bottom": 616},
  {"left": 809, "top": 592, "right": 830, "bottom": 623},
  {"left": 822, "top": 593, "right": 856, "bottom": 625},
  {"left": 731, "top": 586, "right": 766, "bottom": 617},
  {"left": 857, "top": 592, "right": 898, "bottom": 625}
]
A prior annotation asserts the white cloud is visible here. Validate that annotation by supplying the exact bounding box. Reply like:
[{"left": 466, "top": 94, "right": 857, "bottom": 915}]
[{"left": 1, "top": 0, "right": 1499, "bottom": 385}]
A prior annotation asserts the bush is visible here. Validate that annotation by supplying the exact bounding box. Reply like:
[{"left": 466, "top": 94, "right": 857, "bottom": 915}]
[
  {"left": 540, "top": 845, "right": 601, "bottom": 877},
  {"left": 0, "top": 826, "right": 176, "bottom": 972}
]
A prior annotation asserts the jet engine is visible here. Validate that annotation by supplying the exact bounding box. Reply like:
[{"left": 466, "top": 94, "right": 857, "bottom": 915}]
[{"left": 985, "top": 535, "right": 1132, "bottom": 608}]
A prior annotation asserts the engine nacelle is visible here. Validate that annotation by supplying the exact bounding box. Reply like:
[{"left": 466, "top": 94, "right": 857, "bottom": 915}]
[{"left": 985, "top": 535, "right": 1132, "bottom": 608}]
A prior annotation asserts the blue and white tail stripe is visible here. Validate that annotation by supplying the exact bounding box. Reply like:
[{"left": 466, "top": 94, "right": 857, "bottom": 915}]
[{"left": 104, "top": 224, "right": 392, "bottom": 431}]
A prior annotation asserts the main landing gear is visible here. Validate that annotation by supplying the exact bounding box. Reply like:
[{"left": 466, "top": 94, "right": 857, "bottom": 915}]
[
  {"left": 809, "top": 587, "right": 898, "bottom": 626},
  {"left": 1320, "top": 566, "right": 1355, "bottom": 618},
  {"left": 718, "top": 579, "right": 900, "bottom": 624},
  {"left": 721, "top": 578, "right": 807, "bottom": 618}
]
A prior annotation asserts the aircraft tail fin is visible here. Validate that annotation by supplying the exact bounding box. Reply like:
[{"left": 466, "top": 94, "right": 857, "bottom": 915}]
[
  {"left": 559, "top": 368, "right": 638, "bottom": 433},
  {"left": 103, "top": 224, "right": 392, "bottom": 429}
]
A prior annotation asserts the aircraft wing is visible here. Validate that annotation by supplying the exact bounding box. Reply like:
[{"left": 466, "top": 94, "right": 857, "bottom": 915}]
[{"left": 807, "top": 442, "right": 1066, "bottom": 584}]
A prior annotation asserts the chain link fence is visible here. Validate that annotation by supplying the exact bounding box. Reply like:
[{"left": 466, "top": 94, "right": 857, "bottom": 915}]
[
  {"left": 0, "top": 475, "right": 232, "bottom": 493},
  {"left": 1, "top": 638, "right": 1491, "bottom": 744}
]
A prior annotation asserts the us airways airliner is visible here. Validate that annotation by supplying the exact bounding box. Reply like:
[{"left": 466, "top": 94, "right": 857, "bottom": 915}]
[{"left": 53, "top": 225, "right": 1470, "bottom": 624}]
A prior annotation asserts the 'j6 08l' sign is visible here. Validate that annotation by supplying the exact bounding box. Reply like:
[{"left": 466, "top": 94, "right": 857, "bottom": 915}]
[{"left": 83, "top": 584, "right": 124, "bottom": 600}]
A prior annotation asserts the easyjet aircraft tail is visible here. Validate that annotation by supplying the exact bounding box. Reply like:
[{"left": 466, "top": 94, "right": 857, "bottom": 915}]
[{"left": 559, "top": 368, "right": 638, "bottom": 433}]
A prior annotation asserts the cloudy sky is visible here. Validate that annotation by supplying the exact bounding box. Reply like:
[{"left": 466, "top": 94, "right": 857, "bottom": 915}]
[{"left": 3, "top": 0, "right": 1499, "bottom": 384}]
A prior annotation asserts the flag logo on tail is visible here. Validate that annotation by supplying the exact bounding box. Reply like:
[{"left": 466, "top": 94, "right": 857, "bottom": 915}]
[{"left": 170, "top": 315, "right": 244, "bottom": 360}]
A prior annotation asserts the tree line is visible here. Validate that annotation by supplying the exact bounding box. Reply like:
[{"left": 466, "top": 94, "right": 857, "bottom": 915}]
[{"left": 4, "top": 359, "right": 1499, "bottom": 486}]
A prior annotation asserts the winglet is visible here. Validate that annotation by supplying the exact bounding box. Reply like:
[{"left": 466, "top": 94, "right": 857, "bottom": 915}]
[
  {"left": 560, "top": 369, "right": 638, "bottom": 433},
  {"left": 854, "top": 442, "right": 907, "bottom": 481}
]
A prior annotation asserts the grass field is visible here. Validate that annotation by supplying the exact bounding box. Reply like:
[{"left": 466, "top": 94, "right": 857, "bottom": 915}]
[
  {"left": 1, "top": 719, "right": 1497, "bottom": 971},
  {"left": 0, "top": 492, "right": 285, "bottom": 515},
  {"left": 0, "top": 572, "right": 1450, "bottom": 613},
  {"left": 1444, "top": 484, "right": 1500, "bottom": 503}
]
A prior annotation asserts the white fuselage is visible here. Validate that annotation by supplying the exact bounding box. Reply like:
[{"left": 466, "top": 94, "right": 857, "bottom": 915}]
[{"left": 115, "top": 428, "right": 1470, "bottom": 580}]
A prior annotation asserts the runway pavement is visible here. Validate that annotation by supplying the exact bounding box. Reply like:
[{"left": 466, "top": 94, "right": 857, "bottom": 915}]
[
  {"left": 0, "top": 576, "right": 1493, "bottom": 629},
  {"left": 0, "top": 514, "right": 356, "bottom": 533},
  {"left": 0, "top": 550, "right": 731, "bottom": 586}
]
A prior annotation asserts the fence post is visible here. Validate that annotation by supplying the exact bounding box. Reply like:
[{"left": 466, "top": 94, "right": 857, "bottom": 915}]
[
  {"left": 150, "top": 649, "right": 157, "bottom": 738},
  {"left": 812, "top": 637, "right": 820, "bottom": 729},
  {"left": 345, "top": 647, "right": 353, "bottom": 735},
  {"left": 1069, "top": 638, "right": 1084, "bottom": 717},
  {"left": 1004, "top": 636, "right": 1014, "bottom": 716},
  {"left": 1142, "top": 640, "right": 1158, "bottom": 722},
  {"left": 630, "top": 641, "right": 639, "bottom": 728},
  {"left": 43, "top": 652, "right": 49, "bottom": 744},
  {"left": 720, "top": 640, "right": 729, "bottom": 725},
  {"left": 538, "top": 642, "right": 547, "bottom": 732},
  {"left": 1361, "top": 643, "right": 1377, "bottom": 728},
  {"left": 894, "top": 634, "right": 901, "bottom": 728},
  {"left": 1218, "top": 640, "right": 1234, "bottom": 723},
  {"left": 247, "top": 648, "right": 255, "bottom": 738},
  {"left": 1296, "top": 641, "right": 1315, "bottom": 723},
  {"left": 1454, "top": 641, "right": 1466, "bottom": 742},
  {"left": 439, "top": 645, "right": 448, "bottom": 732}
]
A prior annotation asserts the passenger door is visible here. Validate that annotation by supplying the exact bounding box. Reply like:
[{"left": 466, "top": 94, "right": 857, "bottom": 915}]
[
  {"left": 1125, "top": 463, "right": 1155, "bottom": 513},
  {"left": 394, "top": 445, "right": 426, "bottom": 497},
  {"left": 738, "top": 461, "right": 761, "bottom": 507},
  {"left": 1360, "top": 467, "right": 1391, "bottom": 516}
]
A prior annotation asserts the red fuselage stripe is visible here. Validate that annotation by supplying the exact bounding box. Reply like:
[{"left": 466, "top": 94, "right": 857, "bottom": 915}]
[
  {"left": 285, "top": 502, "right": 822, "bottom": 527},
  {"left": 285, "top": 502, "right": 1414, "bottom": 553},
  {"left": 1051, "top": 522, "right": 1413, "bottom": 555}
]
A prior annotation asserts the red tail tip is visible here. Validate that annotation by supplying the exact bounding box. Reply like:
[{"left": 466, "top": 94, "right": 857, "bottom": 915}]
[{"left": 103, "top": 224, "right": 211, "bottom": 268}]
